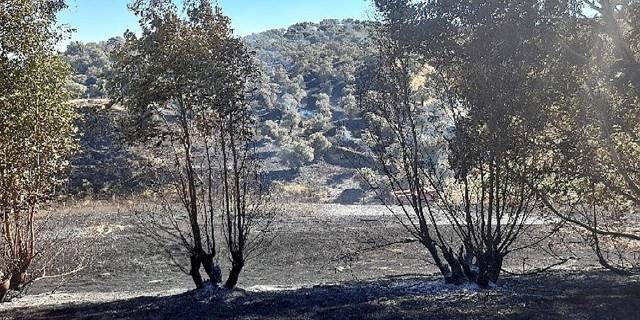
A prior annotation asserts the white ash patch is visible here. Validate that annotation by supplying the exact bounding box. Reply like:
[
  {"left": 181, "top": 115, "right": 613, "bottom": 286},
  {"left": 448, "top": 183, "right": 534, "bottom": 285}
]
[
  {"left": 193, "top": 282, "right": 230, "bottom": 303},
  {"left": 390, "top": 279, "right": 483, "bottom": 295},
  {"left": 245, "top": 284, "right": 309, "bottom": 292},
  {"left": 0, "top": 288, "right": 185, "bottom": 311}
]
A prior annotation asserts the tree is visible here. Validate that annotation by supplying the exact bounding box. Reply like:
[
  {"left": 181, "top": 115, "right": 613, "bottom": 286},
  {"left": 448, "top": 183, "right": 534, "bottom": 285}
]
[
  {"left": 278, "top": 93, "right": 302, "bottom": 133},
  {"left": 537, "top": 0, "right": 640, "bottom": 273},
  {"left": 109, "top": 0, "right": 271, "bottom": 290},
  {"left": 251, "top": 67, "right": 278, "bottom": 111},
  {"left": 0, "top": 0, "right": 79, "bottom": 301},
  {"left": 364, "top": 0, "right": 572, "bottom": 286},
  {"left": 279, "top": 139, "right": 315, "bottom": 171},
  {"left": 307, "top": 93, "right": 334, "bottom": 133},
  {"left": 314, "top": 93, "right": 332, "bottom": 119},
  {"left": 372, "top": 0, "right": 640, "bottom": 278},
  {"left": 309, "top": 132, "right": 332, "bottom": 158},
  {"left": 339, "top": 87, "right": 358, "bottom": 116}
]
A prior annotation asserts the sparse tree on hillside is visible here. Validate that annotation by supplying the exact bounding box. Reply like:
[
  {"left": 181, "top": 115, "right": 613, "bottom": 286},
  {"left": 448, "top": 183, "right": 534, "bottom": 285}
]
[
  {"left": 314, "top": 93, "right": 332, "bottom": 119},
  {"left": 252, "top": 68, "right": 279, "bottom": 111},
  {"left": 340, "top": 88, "right": 358, "bottom": 116},
  {"left": 309, "top": 132, "right": 332, "bottom": 158},
  {"left": 307, "top": 93, "right": 334, "bottom": 133},
  {"left": 280, "top": 139, "right": 315, "bottom": 171},
  {"left": 278, "top": 94, "right": 303, "bottom": 133},
  {"left": 247, "top": 19, "right": 374, "bottom": 172}
]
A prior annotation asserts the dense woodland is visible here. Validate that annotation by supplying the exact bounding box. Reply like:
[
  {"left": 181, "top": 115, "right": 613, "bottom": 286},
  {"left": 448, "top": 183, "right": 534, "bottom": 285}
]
[{"left": 1, "top": 0, "right": 640, "bottom": 317}]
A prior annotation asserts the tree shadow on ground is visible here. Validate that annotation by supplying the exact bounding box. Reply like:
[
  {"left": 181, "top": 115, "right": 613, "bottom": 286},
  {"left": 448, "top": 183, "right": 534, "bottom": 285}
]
[
  {"left": 327, "top": 172, "right": 354, "bottom": 186},
  {"left": 261, "top": 168, "right": 298, "bottom": 185},
  {"left": 4, "top": 271, "right": 640, "bottom": 320}
]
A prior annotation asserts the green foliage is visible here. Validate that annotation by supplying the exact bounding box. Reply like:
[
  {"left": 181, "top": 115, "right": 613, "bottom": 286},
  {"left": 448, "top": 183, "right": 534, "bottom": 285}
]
[
  {"left": 340, "top": 89, "right": 358, "bottom": 116},
  {"left": 372, "top": 0, "right": 640, "bottom": 274},
  {"left": 64, "top": 79, "right": 87, "bottom": 99},
  {"left": 365, "top": 0, "right": 594, "bottom": 286},
  {"left": 544, "top": 1, "right": 640, "bottom": 202},
  {"left": 309, "top": 132, "right": 332, "bottom": 157},
  {"left": 64, "top": 19, "right": 376, "bottom": 172},
  {"left": 0, "top": 56, "right": 77, "bottom": 207},
  {"left": 538, "top": 1, "right": 640, "bottom": 271},
  {"left": 248, "top": 20, "right": 375, "bottom": 169},
  {"left": 63, "top": 38, "right": 123, "bottom": 98},
  {"left": 109, "top": 0, "right": 254, "bottom": 142}
]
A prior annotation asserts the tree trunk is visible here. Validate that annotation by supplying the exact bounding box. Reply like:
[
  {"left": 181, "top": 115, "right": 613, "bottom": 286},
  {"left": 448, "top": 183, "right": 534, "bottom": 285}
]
[
  {"left": 189, "top": 254, "right": 204, "bottom": 289},
  {"left": 1, "top": 266, "right": 30, "bottom": 303},
  {"left": 475, "top": 253, "right": 503, "bottom": 288},
  {"left": 224, "top": 259, "right": 244, "bottom": 289},
  {"left": 458, "top": 248, "right": 479, "bottom": 282},
  {"left": 9, "top": 273, "right": 24, "bottom": 291},
  {"left": 201, "top": 254, "right": 222, "bottom": 284},
  {"left": 0, "top": 278, "right": 10, "bottom": 303},
  {"left": 487, "top": 253, "right": 503, "bottom": 284},
  {"left": 444, "top": 262, "right": 466, "bottom": 284},
  {"left": 421, "top": 239, "right": 465, "bottom": 284},
  {"left": 441, "top": 247, "right": 466, "bottom": 285}
]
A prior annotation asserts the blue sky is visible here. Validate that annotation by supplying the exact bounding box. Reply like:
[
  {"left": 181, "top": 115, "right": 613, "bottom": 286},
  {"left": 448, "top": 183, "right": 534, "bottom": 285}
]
[{"left": 58, "top": 0, "right": 373, "bottom": 45}]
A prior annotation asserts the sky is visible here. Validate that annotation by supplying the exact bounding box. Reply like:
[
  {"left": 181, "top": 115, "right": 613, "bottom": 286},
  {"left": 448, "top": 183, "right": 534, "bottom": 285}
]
[{"left": 57, "top": 0, "right": 373, "bottom": 45}]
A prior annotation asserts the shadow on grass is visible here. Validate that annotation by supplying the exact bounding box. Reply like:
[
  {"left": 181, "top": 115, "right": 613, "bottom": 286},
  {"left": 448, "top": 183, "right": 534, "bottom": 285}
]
[{"left": 5, "top": 271, "right": 640, "bottom": 320}]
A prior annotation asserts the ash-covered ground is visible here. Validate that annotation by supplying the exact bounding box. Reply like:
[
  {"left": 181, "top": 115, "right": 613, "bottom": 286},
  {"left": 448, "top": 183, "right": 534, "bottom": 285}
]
[{"left": 1, "top": 202, "right": 638, "bottom": 319}]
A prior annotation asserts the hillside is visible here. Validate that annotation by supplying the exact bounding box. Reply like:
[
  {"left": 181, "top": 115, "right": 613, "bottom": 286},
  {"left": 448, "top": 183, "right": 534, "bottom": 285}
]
[
  {"left": 246, "top": 19, "right": 374, "bottom": 157},
  {"left": 63, "top": 20, "right": 377, "bottom": 202}
]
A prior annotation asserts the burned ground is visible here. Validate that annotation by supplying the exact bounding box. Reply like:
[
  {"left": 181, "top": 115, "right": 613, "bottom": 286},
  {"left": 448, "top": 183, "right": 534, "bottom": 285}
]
[{"left": 0, "top": 202, "right": 635, "bottom": 319}]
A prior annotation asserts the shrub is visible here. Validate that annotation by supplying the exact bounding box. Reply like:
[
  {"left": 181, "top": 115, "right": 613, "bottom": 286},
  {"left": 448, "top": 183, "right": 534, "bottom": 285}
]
[
  {"left": 309, "top": 132, "right": 332, "bottom": 158},
  {"left": 280, "top": 139, "right": 315, "bottom": 170}
]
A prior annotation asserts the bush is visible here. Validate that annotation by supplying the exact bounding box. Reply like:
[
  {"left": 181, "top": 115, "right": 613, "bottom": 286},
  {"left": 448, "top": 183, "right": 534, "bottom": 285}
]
[
  {"left": 65, "top": 80, "right": 87, "bottom": 99},
  {"left": 309, "top": 132, "right": 332, "bottom": 157},
  {"left": 280, "top": 139, "right": 315, "bottom": 170},
  {"left": 270, "top": 182, "right": 328, "bottom": 202},
  {"left": 263, "top": 120, "right": 292, "bottom": 144}
]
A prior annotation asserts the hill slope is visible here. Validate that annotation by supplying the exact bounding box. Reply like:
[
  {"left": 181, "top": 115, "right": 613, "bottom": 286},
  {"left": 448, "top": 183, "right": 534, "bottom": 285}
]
[{"left": 63, "top": 20, "right": 376, "bottom": 201}]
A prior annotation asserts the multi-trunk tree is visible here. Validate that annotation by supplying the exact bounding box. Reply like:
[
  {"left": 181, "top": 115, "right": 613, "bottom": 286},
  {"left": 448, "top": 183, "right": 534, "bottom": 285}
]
[
  {"left": 370, "top": 0, "right": 640, "bottom": 277},
  {"left": 363, "top": 0, "right": 584, "bottom": 286},
  {"left": 0, "top": 0, "right": 79, "bottom": 302},
  {"left": 539, "top": 0, "right": 640, "bottom": 273},
  {"left": 110, "top": 0, "right": 273, "bottom": 290}
]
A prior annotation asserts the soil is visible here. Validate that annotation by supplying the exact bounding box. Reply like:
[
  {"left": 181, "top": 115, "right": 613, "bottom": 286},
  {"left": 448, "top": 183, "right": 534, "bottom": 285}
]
[{"left": 0, "top": 201, "right": 636, "bottom": 319}]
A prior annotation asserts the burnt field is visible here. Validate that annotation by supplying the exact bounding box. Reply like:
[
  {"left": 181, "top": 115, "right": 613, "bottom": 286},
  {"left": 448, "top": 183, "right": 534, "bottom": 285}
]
[{"left": 1, "top": 201, "right": 638, "bottom": 320}]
